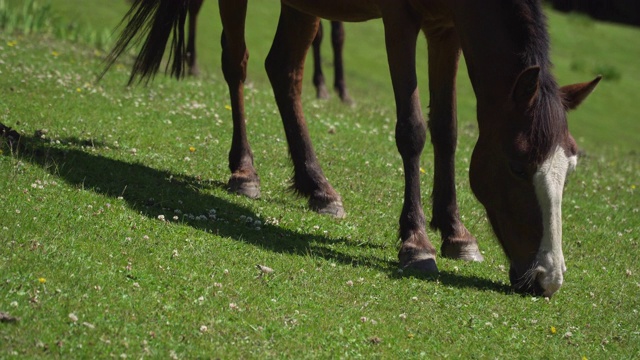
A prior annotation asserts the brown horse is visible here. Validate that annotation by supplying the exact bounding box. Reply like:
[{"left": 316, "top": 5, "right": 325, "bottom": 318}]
[
  {"left": 105, "top": 0, "right": 600, "bottom": 297},
  {"left": 182, "top": 0, "right": 350, "bottom": 102}
]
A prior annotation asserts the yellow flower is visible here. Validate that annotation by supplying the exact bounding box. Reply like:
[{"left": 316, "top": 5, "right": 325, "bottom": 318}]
[
  {"left": 582, "top": 357, "right": 588, "bottom": 360},
  {"left": 38, "top": 277, "right": 46, "bottom": 284},
  {"left": 7, "top": 40, "right": 17, "bottom": 47},
  {"left": 224, "top": 105, "right": 232, "bottom": 110},
  {"left": 550, "top": 326, "right": 557, "bottom": 334},
  {"left": 76, "top": 88, "right": 82, "bottom": 93},
  {"left": 189, "top": 146, "right": 196, "bottom": 153},
  {"left": 407, "top": 333, "right": 414, "bottom": 339},
  {"left": 419, "top": 167, "right": 426, "bottom": 174},
  {"left": 51, "top": 51, "right": 59, "bottom": 57},
  {"left": 632, "top": 185, "right": 636, "bottom": 190}
]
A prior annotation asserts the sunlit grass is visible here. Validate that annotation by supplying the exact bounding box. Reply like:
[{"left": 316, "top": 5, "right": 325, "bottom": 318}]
[{"left": 0, "top": 2, "right": 639, "bottom": 358}]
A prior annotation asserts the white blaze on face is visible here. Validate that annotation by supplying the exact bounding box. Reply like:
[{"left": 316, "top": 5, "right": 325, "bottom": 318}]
[{"left": 532, "top": 146, "right": 577, "bottom": 297}]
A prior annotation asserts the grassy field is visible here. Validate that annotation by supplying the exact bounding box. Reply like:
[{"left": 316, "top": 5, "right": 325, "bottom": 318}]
[{"left": 1, "top": 1, "right": 639, "bottom": 358}]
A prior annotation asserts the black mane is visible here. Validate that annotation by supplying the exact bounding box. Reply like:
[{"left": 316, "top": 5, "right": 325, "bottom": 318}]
[{"left": 505, "top": 0, "right": 567, "bottom": 163}]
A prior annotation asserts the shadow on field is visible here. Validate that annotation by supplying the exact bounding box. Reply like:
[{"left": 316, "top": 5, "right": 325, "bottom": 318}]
[{"left": 4, "top": 135, "right": 510, "bottom": 294}]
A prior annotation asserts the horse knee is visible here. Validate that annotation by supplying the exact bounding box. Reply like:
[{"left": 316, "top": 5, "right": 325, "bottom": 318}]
[
  {"left": 428, "top": 121, "right": 457, "bottom": 153},
  {"left": 265, "top": 52, "right": 301, "bottom": 91},
  {"left": 220, "top": 32, "right": 248, "bottom": 83},
  {"left": 396, "top": 117, "right": 426, "bottom": 158}
]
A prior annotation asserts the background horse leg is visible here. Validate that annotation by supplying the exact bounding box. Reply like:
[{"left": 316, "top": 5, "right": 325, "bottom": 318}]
[
  {"left": 425, "top": 27, "right": 483, "bottom": 262},
  {"left": 330, "top": 21, "right": 352, "bottom": 105},
  {"left": 219, "top": 0, "right": 260, "bottom": 198},
  {"left": 312, "top": 22, "right": 330, "bottom": 99},
  {"left": 384, "top": 14, "right": 437, "bottom": 272},
  {"left": 265, "top": 5, "right": 345, "bottom": 218},
  {"left": 186, "top": 0, "right": 204, "bottom": 76}
]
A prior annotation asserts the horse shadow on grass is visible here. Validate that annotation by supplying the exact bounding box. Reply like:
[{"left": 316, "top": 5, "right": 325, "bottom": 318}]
[{"left": 4, "top": 134, "right": 511, "bottom": 294}]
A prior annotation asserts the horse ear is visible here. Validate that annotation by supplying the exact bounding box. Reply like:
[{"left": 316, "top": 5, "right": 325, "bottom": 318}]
[
  {"left": 560, "top": 76, "right": 602, "bottom": 110},
  {"left": 512, "top": 66, "right": 541, "bottom": 107}
]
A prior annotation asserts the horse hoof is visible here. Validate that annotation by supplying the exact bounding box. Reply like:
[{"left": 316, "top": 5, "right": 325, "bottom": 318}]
[
  {"left": 228, "top": 177, "right": 260, "bottom": 199},
  {"left": 441, "top": 242, "right": 484, "bottom": 262},
  {"left": 309, "top": 198, "right": 346, "bottom": 218},
  {"left": 340, "top": 93, "right": 354, "bottom": 107},
  {"left": 401, "top": 256, "right": 439, "bottom": 274}
]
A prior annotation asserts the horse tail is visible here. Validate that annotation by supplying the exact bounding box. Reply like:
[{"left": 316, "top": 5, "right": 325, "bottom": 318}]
[{"left": 101, "top": 0, "right": 189, "bottom": 85}]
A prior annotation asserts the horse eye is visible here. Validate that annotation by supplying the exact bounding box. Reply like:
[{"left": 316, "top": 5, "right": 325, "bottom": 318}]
[{"left": 508, "top": 161, "right": 528, "bottom": 179}]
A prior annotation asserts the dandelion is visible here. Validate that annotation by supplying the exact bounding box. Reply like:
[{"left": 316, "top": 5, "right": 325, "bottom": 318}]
[
  {"left": 7, "top": 40, "right": 17, "bottom": 47},
  {"left": 224, "top": 105, "right": 232, "bottom": 110},
  {"left": 51, "top": 51, "right": 59, "bottom": 57},
  {"left": 38, "top": 277, "right": 46, "bottom": 284},
  {"left": 550, "top": 326, "right": 557, "bottom": 334},
  {"left": 76, "top": 88, "right": 82, "bottom": 93},
  {"left": 189, "top": 146, "right": 196, "bottom": 152},
  {"left": 420, "top": 167, "right": 426, "bottom": 174}
]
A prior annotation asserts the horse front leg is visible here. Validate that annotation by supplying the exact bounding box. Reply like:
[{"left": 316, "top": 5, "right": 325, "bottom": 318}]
[
  {"left": 265, "top": 4, "right": 345, "bottom": 218},
  {"left": 425, "top": 27, "right": 483, "bottom": 261},
  {"left": 384, "top": 15, "right": 437, "bottom": 272},
  {"left": 219, "top": 0, "right": 260, "bottom": 198}
]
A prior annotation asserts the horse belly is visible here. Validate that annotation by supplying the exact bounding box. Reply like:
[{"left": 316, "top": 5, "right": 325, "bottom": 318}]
[{"left": 283, "top": 0, "right": 382, "bottom": 22}]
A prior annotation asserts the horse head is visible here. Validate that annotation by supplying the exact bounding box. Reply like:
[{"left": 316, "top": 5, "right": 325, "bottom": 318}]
[{"left": 470, "top": 66, "right": 601, "bottom": 297}]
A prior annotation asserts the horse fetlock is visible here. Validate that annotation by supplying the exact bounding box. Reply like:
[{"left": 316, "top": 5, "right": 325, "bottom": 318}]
[
  {"left": 441, "top": 240, "right": 484, "bottom": 262},
  {"left": 437, "top": 223, "right": 484, "bottom": 261}
]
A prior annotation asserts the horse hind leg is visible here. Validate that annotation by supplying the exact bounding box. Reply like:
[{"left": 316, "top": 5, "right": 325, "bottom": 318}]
[
  {"left": 330, "top": 21, "right": 352, "bottom": 105},
  {"left": 312, "top": 22, "right": 329, "bottom": 99},
  {"left": 219, "top": 0, "right": 260, "bottom": 198},
  {"left": 186, "top": 0, "right": 204, "bottom": 76},
  {"left": 265, "top": 5, "right": 345, "bottom": 218},
  {"left": 425, "top": 26, "right": 483, "bottom": 261}
]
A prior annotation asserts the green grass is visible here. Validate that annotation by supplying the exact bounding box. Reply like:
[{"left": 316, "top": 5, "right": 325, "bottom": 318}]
[{"left": 1, "top": 1, "right": 639, "bottom": 359}]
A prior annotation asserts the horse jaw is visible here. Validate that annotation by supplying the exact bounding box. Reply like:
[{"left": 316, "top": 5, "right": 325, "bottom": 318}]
[{"left": 532, "top": 146, "right": 577, "bottom": 297}]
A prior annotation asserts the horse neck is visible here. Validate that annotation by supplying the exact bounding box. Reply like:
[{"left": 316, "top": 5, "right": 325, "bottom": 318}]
[{"left": 451, "top": 1, "right": 554, "bottom": 116}]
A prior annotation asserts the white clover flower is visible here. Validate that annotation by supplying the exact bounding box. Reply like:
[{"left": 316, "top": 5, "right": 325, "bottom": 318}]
[{"left": 69, "top": 313, "right": 78, "bottom": 322}]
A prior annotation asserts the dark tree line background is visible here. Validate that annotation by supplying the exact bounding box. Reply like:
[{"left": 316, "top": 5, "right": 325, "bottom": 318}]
[{"left": 549, "top": 0, "right": 640, "bottom": 27}]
